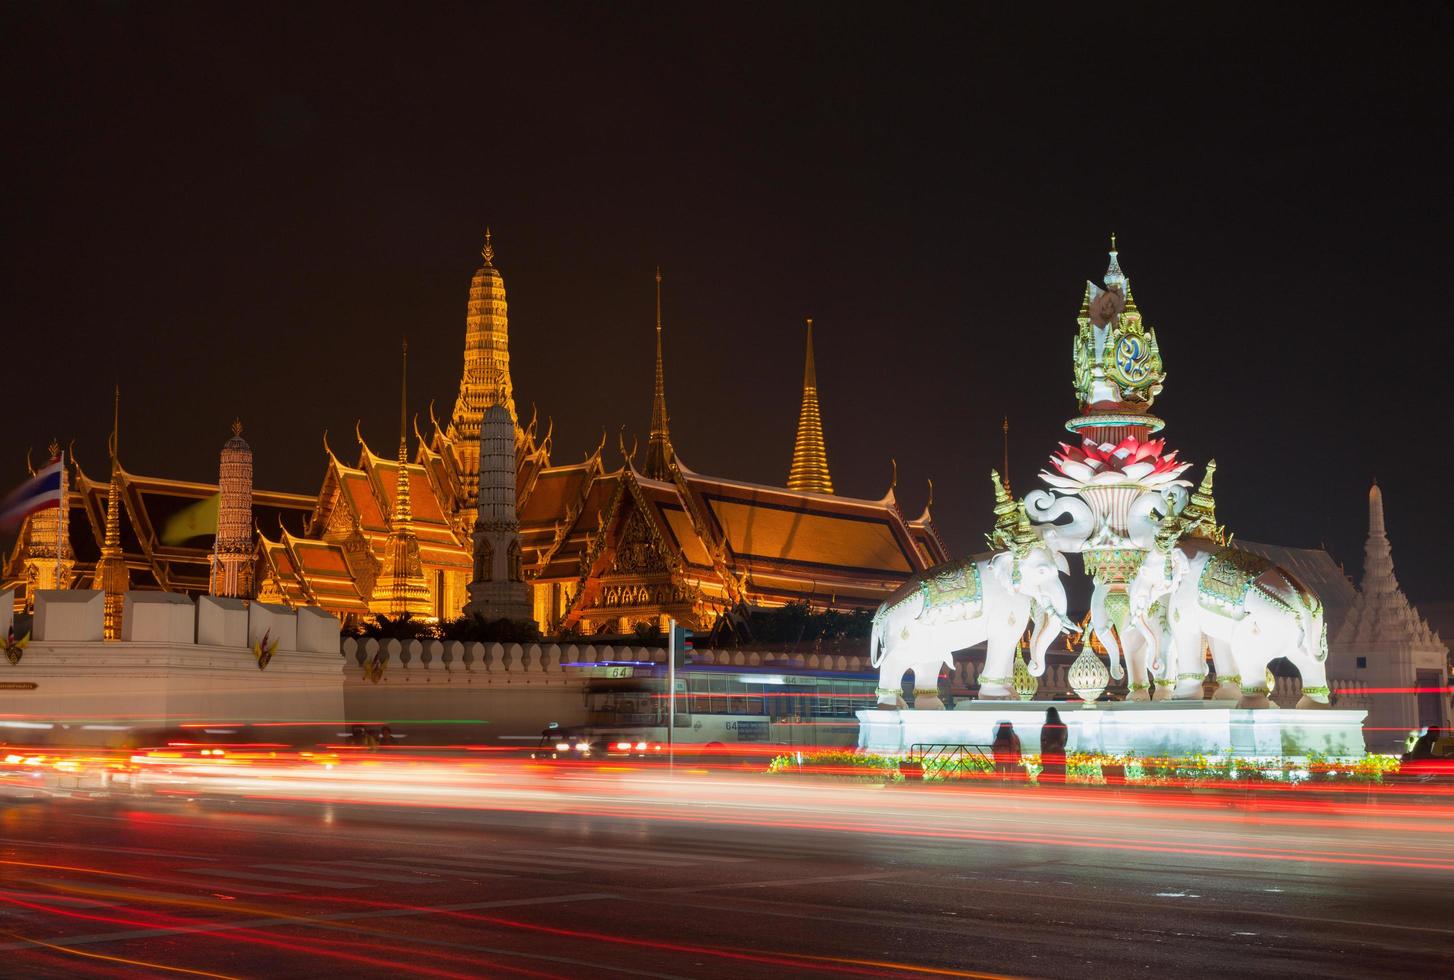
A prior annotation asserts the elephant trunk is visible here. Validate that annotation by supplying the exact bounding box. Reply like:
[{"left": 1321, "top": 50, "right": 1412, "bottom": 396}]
[
  {"left": 1138, "top": 613, "right": 1162, "bottom": 674},
  {"left": 1099, "top": 625, "right": 1125, "bottom": 681},
  {"left": 1028, "top": 606, "right": 1057, "bottom": 677},
  {"left": 869, "top": 607, "right": 888, "bottom": 668}
]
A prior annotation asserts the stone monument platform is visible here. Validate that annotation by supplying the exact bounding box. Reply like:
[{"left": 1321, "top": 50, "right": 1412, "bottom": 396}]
[{"left": 857, "top": 700, "right": 1368, "bottom": 760}]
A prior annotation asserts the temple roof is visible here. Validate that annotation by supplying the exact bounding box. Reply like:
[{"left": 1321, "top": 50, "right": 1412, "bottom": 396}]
[{"left": 524, "top": 449, "right": 947, "bottom": 615}]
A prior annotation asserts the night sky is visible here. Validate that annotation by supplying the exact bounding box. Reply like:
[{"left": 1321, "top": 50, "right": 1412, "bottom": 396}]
[{"left": 2, "top": 4, "right": 1451, "bottom": 605}]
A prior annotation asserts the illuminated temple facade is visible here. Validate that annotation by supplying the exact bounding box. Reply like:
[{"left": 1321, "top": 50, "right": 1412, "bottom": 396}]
[{"left": 5, "top": 236, "right": 948, "bottom": 632}]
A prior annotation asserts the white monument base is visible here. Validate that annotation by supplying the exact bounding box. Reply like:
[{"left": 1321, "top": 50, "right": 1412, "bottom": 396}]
[{"left": 857, "top": 700, "right": 1368, "bottom": 760}]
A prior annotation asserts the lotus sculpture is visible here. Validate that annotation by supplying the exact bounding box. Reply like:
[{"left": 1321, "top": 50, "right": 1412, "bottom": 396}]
[{"left": 1041, "top": 436, "right": 1191, "bottom": 492}]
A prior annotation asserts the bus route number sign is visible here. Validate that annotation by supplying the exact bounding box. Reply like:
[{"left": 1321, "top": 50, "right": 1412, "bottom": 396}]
[{"left": 726, "top": 720, "right": 768, "bottom": 741}]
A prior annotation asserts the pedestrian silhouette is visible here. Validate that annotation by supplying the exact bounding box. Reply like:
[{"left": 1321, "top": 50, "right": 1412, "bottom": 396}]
[
  {"left": 992, "top": 721, "right": 1023, "bottom": 779},
  {"left": 1040, "top": 706, "right": 1068, "bottom": 784}
]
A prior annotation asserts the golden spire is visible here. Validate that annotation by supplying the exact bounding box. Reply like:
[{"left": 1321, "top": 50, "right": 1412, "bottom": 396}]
[
  {"left": 448, "top": 228, "right": 518, "bottom": 523},
  {"left": 1180, "top": 458, "right": 1225, "bottom": 544},
  {"left": 103, "top": 385, "right": 122, "bottom": 554},
  {"left": 986, "top": 469, "right": 1017, "bottom": 550},
  {"left": 1001, "top": 416, "right": 1010, "bottom": 493},
  {"left": 373, "top": 338, "right": 431, "bottom": 618},
  {"left": 786, "top": 317, "right": 834, "bottom": 494},
  {"left": 643, "top": 266, "right": 675, "bottom": 480},
  {"left": 96, "top": 384, "right": 128, "bottom": 639},
  {"left": 395, "top": 338, "right": 412, "bottom": 503}
]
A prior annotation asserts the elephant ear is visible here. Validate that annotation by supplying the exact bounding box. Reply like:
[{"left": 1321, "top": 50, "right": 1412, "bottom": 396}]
[
  {"left": 988, "top": 551, "right": 1014, "bottom": 589},
  {"left": 1170, "top": 548, "right": 1191, "bottom": 590},
  {"left": 1052, "top": 550, "right": 1069, "bottom": 574}
]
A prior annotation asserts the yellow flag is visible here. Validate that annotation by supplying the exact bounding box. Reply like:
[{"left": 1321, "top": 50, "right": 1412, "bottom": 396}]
[{"left": 161, "top": 493, "right": 220, "bottom": 545}]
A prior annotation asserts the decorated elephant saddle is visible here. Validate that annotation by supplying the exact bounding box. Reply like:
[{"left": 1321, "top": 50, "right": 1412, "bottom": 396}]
[
  {"left": 920, "top": 560, "right": 982, "bottom": 619},
  {"left": 1196, "top": 547, "right": 1272, "bottom": 619}
]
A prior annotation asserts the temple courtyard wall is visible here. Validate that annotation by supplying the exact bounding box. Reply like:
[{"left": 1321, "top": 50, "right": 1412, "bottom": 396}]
[{"left": 0, "top": 591, "right": 343, "bottom": 747}]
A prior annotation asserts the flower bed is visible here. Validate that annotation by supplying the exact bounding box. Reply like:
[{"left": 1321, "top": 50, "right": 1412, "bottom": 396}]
[{"left": 766, "top": 750, "right": 1401, "bottom": 785}]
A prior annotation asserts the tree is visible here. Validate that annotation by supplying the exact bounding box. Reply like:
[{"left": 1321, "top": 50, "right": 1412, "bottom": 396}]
[{"left": 437, "top": 613, "right": 542, "bottom": 645}]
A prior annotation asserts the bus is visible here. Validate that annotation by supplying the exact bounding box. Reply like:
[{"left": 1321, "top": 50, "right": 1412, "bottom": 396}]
[{"left": 539, "top": 660, "right": 877, "bottom": 759}]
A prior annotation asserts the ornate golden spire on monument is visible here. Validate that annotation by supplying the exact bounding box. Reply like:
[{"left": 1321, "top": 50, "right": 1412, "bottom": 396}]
[
  {"left": 986, "top": 469, "right": 1018, "bottom": 550},
  {"left": 373, "top": 339, "right": 432, "bottom": 618},
  {"left": 643, "top": 266, "right": 676, "bottom": 480},
  {"left": 448, "top": 227, "right": 519, "bottom": 523},
  {"left": 786, "top": 317, "right": 834, "bottom": 494},
  {"left": 1179, "top": 459, "right": 1226, "bottom": 544},
  {"left": 96, "top": 384, "right": 129, "bottom": 639},
  {"left": 1001, "top": 416, "right": 1010, "bottom": 493}
]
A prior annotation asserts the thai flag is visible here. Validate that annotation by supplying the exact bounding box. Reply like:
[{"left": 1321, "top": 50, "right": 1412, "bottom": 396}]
[{"left": 0, "top": 457, "right": 64, "bottom": 531}]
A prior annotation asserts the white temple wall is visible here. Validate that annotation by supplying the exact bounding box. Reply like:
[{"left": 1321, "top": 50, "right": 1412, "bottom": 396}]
[
  {"left": 2, "top": 592, "right": 344, "bottom": 747},
  {"left": 0, "top": 640, "right": 344, "bottom": 747}
]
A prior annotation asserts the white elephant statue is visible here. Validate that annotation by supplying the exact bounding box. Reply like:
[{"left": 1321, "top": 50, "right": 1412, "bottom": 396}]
[
  {"left": 1093, "top": 584, "right": 1172, "bottom": 700},
  {"left": 869, "top": 542, "right": 1073, "bottom": 708},
  {"left": 1127, "top": 534, "right": 1330, "bottom": 708},
  {"left": 1129, "top": 600, "right": 1244, "bottom": 701}
]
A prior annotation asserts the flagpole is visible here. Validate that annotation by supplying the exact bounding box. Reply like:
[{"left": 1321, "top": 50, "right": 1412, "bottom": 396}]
[{"left": 55, "top": 450, "right": 65, "bottom": 589}]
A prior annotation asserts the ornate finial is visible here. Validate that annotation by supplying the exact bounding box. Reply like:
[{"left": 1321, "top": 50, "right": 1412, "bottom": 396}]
[
  {"left": 1104, "top": 237, "right": 1126, "bottom": 291},
  {"left": 482, "top": 227, "right": 494, "bottom": 264},
  {"left": 231, "top": 418, "right": 243, "bottom": 438},
  {"left": 644, "top": 268, "right": 674, "bottom": 480},
  {"left": 1001, "top": 415, "right": 1010, "bottom": 491},
  {"left": 398, "top": 337, "right": 409, "bottom": 460},
  {"left": 47, "top": 439, "right": 60, "bottom": 459},
  {"left": 988, "top": 469, "right": 1018, "bottom": 549},
  {"left": 1179, "top": 459, "right": 1224, "bottom": 543},
  {"left": 1154, "top": 507, "right": 1183, "bottom": 553},
  {"left": 889, "top": 457, "right": 897, "bottom": 491},
  {"left": 1011, "top": 501, "right": 1038, "bottom": 558},
  {"left": 790, "top": 318, "right": 837, "bottom": 497}
]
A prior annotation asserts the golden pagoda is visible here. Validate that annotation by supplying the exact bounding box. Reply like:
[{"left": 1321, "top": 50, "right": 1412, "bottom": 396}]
[
  {"left": 786, "top": 317, "right": 833, "bottom": 494},
  {"left": 93, "top": 387, "right": 129, "bottom": 639},
  {"left": 642, "top": 267, "right": 674, "bottom": 481},
  {"left": 445, "top": 229, "right": 518, "bottom": 532},
  {"left": 370, "top": 341, "right": 432, "bottom": 618}
]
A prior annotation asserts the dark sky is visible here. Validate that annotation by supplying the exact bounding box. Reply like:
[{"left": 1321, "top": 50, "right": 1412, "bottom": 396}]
[{"left": 2, "top": 3, "right": 1451, "bottom": 603}]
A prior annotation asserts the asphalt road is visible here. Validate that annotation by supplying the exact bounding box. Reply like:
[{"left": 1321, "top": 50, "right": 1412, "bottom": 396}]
[{"left": 1, "top": 769, "right": 1452, "bottom": 979}]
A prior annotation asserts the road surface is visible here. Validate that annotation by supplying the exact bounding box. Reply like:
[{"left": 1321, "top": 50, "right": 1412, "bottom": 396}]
[{"left": 1, "top": 763, "right": 1451, "bottom": 978}]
